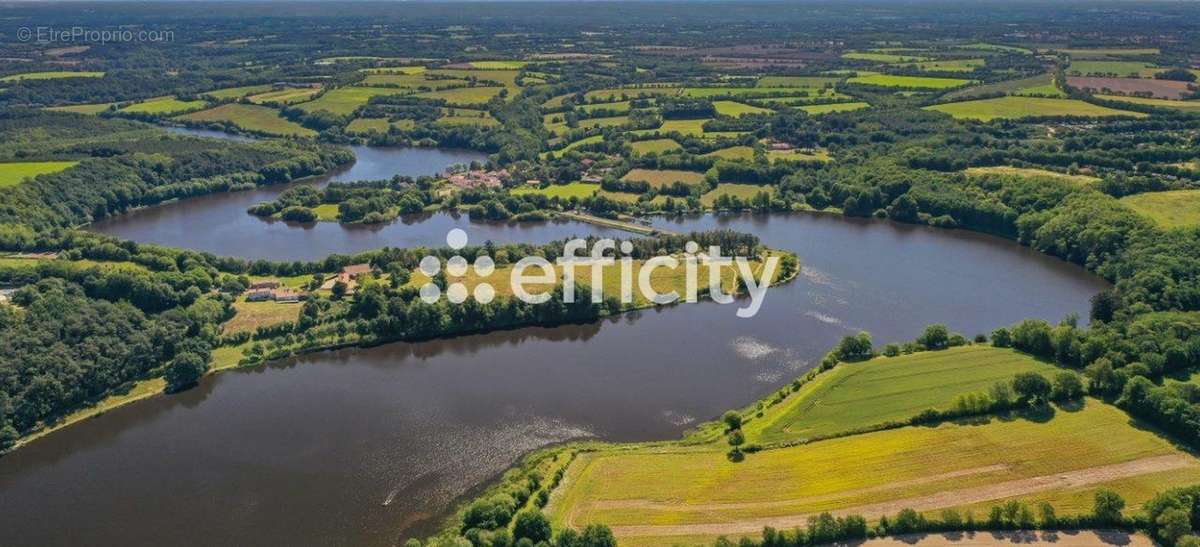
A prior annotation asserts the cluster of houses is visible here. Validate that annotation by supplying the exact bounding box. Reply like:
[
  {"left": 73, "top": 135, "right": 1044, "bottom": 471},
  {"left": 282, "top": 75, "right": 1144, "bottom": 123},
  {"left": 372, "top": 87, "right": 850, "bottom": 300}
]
[{"left": 446, "top": 168, "right": 509, "bottom": 189}]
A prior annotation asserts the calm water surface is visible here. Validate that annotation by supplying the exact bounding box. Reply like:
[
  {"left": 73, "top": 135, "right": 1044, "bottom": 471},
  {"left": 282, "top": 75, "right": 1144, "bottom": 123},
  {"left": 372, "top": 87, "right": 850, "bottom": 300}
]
[
  {"left": 90, "top": 129, "right": 619, "bottom": 260},
  {"left": 0, "top": 209, "right": 1109, "bottom": 547}
]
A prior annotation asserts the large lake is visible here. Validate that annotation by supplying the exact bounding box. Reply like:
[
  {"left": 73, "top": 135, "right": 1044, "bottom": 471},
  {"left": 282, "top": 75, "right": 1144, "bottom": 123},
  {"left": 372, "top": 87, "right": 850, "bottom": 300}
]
[
  {"left": 0, "top": 203, "right": 1110, "bottom": 547},
  {"left": 88, "top": 128, "right": 622, "bottom": 260}
]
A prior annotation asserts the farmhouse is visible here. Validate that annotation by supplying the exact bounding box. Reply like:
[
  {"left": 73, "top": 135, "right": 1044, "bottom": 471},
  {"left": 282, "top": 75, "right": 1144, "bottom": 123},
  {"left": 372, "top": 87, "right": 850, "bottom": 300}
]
[
  {"left": 245, "top": 289, "right": 273, "bottom": 302},
  {"left": 271, "top": 289, "right": 303, "bottom": 303}
]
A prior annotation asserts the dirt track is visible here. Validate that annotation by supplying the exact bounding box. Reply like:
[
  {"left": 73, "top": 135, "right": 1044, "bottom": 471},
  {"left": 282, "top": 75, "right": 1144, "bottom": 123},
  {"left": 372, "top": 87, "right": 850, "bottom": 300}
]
[{"left": 602, "top": 454, "right": 1196, "bottom": 538}]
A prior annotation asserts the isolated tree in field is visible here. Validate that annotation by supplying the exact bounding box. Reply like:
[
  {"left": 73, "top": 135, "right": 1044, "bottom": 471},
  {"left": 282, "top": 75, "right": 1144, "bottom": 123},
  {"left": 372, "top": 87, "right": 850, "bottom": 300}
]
[
  {"left": 1051, "top": 371, "right": 1085, "bottom": 400},
  {"left": 165, "top": 352, "right": 207, "bottom": 391},
  {"left": 727, "top": 429, "right": 745, "bottom": 447},
  {"left": 1012, "top": 372, "right": 1051, "bottom": 403},
  {"left": 991, "top": 327, "right": 1012, "bottom": 348},
  {"left": 722, "top": 411, "right": 742, "bottom": 431},
  {"left": 1093, "top": 489, "right": 1126, "bottom": 523},
  {"left": 917, "top": 323, "right": 950, "bottom": 350},
  {"left": 577, "top": 524, "right": 616, "bottom": 547},
  {"left": 512, "top": 509, "right": 551, "bottom": 543}
]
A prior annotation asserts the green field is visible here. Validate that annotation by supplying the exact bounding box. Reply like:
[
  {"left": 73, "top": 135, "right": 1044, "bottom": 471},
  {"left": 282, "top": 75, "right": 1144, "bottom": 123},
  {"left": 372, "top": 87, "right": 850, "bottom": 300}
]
[
  {"left": 1096, "top": 95, "right": 1200, "bottom": 111},
  {"left": 0, "top": 161, "right": 80, "bottom": 188},
  {"left": 550, "top": 401, "right": 1200, "bottom": 545},
  {"left": 0, "top": 71, "right": 104, "bottom": 82},
  {"left": 630, "top": 138, "right": 682, "bottom": 156},
  {"left": 713, "top": 100, "right": 774, "bottom": 117},
  {"left": 702, "top": 146, "right": 755, "bottom": 161},
  {"left": 843, "top": 52, "right": 931, "bottom": 63},
  {"left": 756, "top": 76, "right": 841, "bottom": 88},
  {"left": 585, "top": 87, "right": 680, "bottom": 101},
  {"left": 964, "top": 166, "right": 1099, "bottom": 185},
  {"left": 1120, "top": 190, "right": 1200, "bottom": 229},
  {"left": 202, "top": 84, "right": 274, "bottom": 100},
  {"left": 700, "top": 183, "right": 772, "bottom": 207},
  {"left": 363, "top": 66, "right": 426, "bottom": 75},
  {"left": 799, "top": 102, "right": 870, "bottom": 115},
  {"left": 621, "top": 168, "right": 706, "bottom": 188},
  {"left": 1058, "top": 47, "right": 1160, "bottom": 58},
  {"left": 223, "top": 300, "right": 302, "bottom": 335},
  {"left": 847, "top": 74, "right": 974, "bottom": 89},
  {"left": 745, "top": 346, "right": 1061, "bottom": 445},
  {"left": 362, "top": 73, "right": 467, "bottom": 89},
  {"left": 545, "top": 134, "right": 604, "bottom": 158},
  {"left": 903, "top": 58, "right": 986, "bottom": 73},
  {"left": 295, "top": 87, "right": 405, "bottom": 115},
  {"left": 579, "top": 100, "right": 633, "bottom": 114},
  {"left": 468, "top": 60, "right": 526, "bottom": 69},
  {"left": 415, "top": 86, "right": 504, "bottom": 106},
  {"left": 176, "top": 103, "right": 316, "bottom": 137},
  {"left": 118, "top": 96, "right": 208, "bottom": 115},
  {"left": 681, "top": 87, "right": 795, "bottom": 98},
  {"left": 436, "top": 107, "right": 499, "bottom": 127},
  {"left": 925, "top": 96, "right": 1144, "bottom": 121},
  {"left": 546, "top": 114, "right": 630, "bottom": 135},
  {"left": 943, "top": 74, "right": 1064, "bottom": 101},
  {"left": 45, "top": 102, "right": 115, "bottom": 115},
  {"left": 512, "top": 182, "right": 600, "bottom": 200},
  {"left": 767, "top": 148, "right": 832, "bottom": 163},
  {"left": 345, "top": 117, "right": 415, "bottom": 134},
  {"left": 1067, "top": 60, "right": 1160, "bottom": 78},
  {"left": 757, "top": 91, "right": 854, "bottom": 105},
  {"left": 247, "top": 87, "right": 322, "bottom": 105}
]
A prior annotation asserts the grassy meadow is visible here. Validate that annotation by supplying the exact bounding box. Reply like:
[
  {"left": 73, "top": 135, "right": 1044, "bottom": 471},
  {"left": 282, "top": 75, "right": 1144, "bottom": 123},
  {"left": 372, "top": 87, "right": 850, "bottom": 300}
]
[
  {"left": 550, "top": 401, "right": 1200, "bottom": 545},
  {"left": 700, "top": 184, "right": 773, "bottom": 207},
  {"left": 630, "top": 138, "right": 682, "bottom": 156},
  {"left": 0, "top": 161, "right": 79, "bottom": 188},
  {"left": 925, "top": 96, "right": 1145, "bottom": 121},
  {"left": 964, "top": 166, "right": 1100, "bottom": 185},
  {"left": 621, "top": 168, "right": 706, "bottom": 188},
  {"left": 295, "top": 87, "right": 405, "bottom": 115},
  {"left": 744, "top": 346, "right": 1061, "bottom": 445},
  {"left": 118, "top": 97, "right": 208, "bottom": 115},
  {"left": 798, "top": 102, "right": 870, "bottom": 115},
  {"left": 0, "top": 71, "right": 104, "bottom": 82},
  {"left": 1096, "top": 95, "right": 1200, "bottom": 111},
  {"left": 177, "top": 103, "right": 316, "bottom": 137},
  {"left": 223, "top": 300, "right": 303, "bottom": 335},
  {"left": 713, "top": 100, "right": 774, "bottom": 117},
  {"left": 1120, "top": 190, "right": 1200, "bottom": 229},
  {"left": 512, "top": 182, "right": 600, "bottom": 200},
  {"left": 847, "top": 74, "right": 973, "bottom": 89}
]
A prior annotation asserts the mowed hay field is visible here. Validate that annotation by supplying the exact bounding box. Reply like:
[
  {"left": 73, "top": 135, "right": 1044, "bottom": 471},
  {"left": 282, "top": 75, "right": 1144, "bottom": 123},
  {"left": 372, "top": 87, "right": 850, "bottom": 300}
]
[
  {"left": 223, "top": 301, "right": 303, "bottom": 335},
  {"left": 1097, "top": 95, "right": 1200, "bottom": 112},
  {"left": 744, "top": 346, "right": 1060, "bottom": 445},
  {"left": 176, "top": 103, "right": 316, "bottom": 137},
  {"left": 847, "top": 74, "right": 974, "bottom": 89},
  {"left": 713, "top": 100, "right": 774, "bottom": 117},
  {"left": 295, "top": 87, "right": 405, "bottom": 115},
  {"left": 512, "top": 182, "right": 599, "bottom": 200},
  {"left": 630, "top": 138, "right": 682, "bottom": 156},
  {"left": 925, "top": 97, "right": 1145, "bottom": 121},
  {"left": 118, "top": 96, "right": 208, "bottom": 115},
  {"left": 701, "top": 184, "right": 772, "bottom": 207},
  {"left": 621, "top": 168, "right": 706, "bottom": 188},
  {"left": 0, "top": 161, "right": 79, "bottom": 188},
  {"left": 549, "top": 401, "right": 1200, "bottom": 545},
  {"left": 0, "top": 71, "right": 104, "bottom": 82},
  {"left": 1120, "top": 190, "right": 1200, "bottom": 229},
  {"left": 964, "top": 166, "right": 1100, "bottom": 186}
]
